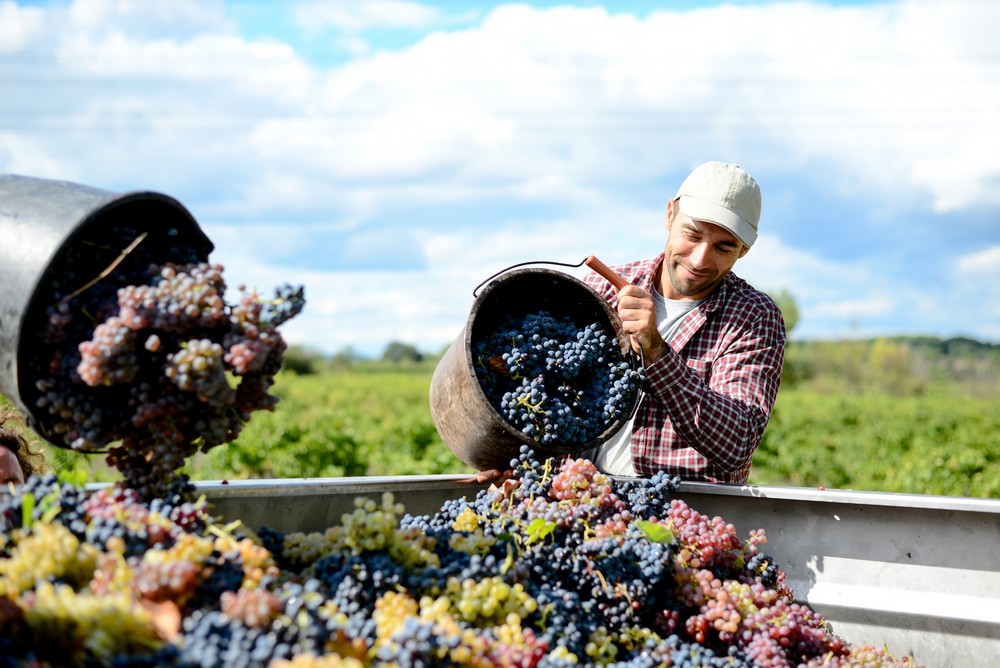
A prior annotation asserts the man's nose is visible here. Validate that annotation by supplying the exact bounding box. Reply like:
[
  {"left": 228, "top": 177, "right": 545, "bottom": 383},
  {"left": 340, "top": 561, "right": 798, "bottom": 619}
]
[{"left": 690, "top": 243, "right": 711, "bottom": 268}]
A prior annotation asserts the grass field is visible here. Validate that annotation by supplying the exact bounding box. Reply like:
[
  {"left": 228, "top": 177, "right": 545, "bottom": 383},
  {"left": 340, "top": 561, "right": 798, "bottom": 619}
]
[{"left": 33, "top": 360, "right": 999, "bottom": 499}]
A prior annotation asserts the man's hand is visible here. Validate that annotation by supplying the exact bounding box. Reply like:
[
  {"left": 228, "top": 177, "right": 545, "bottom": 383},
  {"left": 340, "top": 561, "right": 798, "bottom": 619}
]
[
  {"left": 461, "top": 468, "right": 513, "bottom": 488},
  {"left": 616, "top": 285, "right": 667, "bottom": 363}
]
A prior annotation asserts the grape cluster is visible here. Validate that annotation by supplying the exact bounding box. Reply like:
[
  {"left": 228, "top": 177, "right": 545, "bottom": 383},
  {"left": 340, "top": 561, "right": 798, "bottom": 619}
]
[
  {"left": 21, "top": 221, "right": 304, "bottom": 500},
  {"left": 0, "top": 452, "right": 924, "bottom": 667},
  {"left": 473, "top": 312, "right": 644, "bottom": 450}
]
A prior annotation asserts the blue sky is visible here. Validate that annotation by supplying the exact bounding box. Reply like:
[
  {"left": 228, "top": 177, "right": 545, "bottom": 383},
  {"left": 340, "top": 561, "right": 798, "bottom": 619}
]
[{"left": 2, "top": 0, "right": 998, "bottom": 356}]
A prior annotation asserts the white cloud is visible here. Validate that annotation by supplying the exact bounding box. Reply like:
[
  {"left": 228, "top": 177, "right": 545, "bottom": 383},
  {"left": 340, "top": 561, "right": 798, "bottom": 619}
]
[
  {"left": 66, "top": 0, "right": 232, "bottom": 40},
  {"left": 953, "top": 245, "right": 1000, "bottom": 339},
  {"left": 233, "top": 0, "right": 1000, "bottom": 220},
  {"left": 811, "top": 298, "right": 897, "bottom": 319},
  {"left": 957, "top": 245, "right": 1000, "bottom": 278},
  {"left": 2, "top": 0, "right": 999, "bottom": 354},
  {"left": 0, "top": 2, "right": 46, "bottom": 51},
  {"left": 202, "top": 204, "right": 665, "bottom": 356},
  {"left": 9, "top": 0, "right": 999, "bottom": 213},
  {"left": 292, "top": 0, "right": 445, "bottom": 33}
]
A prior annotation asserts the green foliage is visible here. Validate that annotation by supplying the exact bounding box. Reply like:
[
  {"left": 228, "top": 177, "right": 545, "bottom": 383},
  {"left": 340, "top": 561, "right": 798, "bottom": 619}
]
[
  {"left": 281, "top": 344, "right": 323, "bottom": 375},
  {"left": 22, "top": 367, "right": 468, "bottom": 484},
  {"left": 185, "top": 369, "right": 461, "bottom": 479},
  {"left": 382, "top": 341, "right": 424, "bottom": 364},
  {"left": 7, "top": 337, "right": 998, "bottom": 499},
  {"left": 768, "top": 288, "right": 800, "bottom": 335},
  {"left": 329, "top": 346, "right": 363, "bottom": 369},
  {"left": 866, "top": 338, "right": 924, "bottom": 395},
  {"left": 752, "top": 388, "right": 1000, "bottom": 497},
  {"left": 524, "top": 517, "right": 557, "bottom": 545},
  {"left": 782, "top": 336, "right": 999, "bottom": 397},
  {"left": 636, "top": 520, "right": 674, "bottom": 544}
]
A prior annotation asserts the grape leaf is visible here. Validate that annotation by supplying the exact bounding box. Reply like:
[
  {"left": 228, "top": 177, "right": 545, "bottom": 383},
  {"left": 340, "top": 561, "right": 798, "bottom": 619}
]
[
  {"left": 636, "top": 520, "right": 674, "bottom": 544},
  {"left": 525, "top": 517, "right": 556, "bottom": 545}
]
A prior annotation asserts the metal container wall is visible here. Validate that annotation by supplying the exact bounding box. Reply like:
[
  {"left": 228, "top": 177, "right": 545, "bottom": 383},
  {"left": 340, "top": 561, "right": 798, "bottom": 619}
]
[
  {"left": 188, "top": 476, "right": 1000, "bottom": 668},
  {"left": 677, "top": 483, "right": 1000, "bottom": 668}
]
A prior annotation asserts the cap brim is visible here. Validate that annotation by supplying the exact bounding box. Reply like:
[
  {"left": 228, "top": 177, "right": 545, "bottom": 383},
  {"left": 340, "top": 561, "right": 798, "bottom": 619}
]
[{"left": 677, "top": 195, "right": 757, "bottom": 247}]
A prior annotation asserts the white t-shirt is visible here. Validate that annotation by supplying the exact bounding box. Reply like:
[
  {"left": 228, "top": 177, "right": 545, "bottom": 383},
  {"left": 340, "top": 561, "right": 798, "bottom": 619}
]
[{"left": 593, "top": 288, "right": 704, "bottom": 476}]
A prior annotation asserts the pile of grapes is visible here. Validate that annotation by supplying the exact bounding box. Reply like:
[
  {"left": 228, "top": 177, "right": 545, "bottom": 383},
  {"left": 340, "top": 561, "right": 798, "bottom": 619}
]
[
  {"left": 0, "top": 448, "right": 922, "bottom": 667},
  {"left": 22, "top": 221, "right": 304, "bottom": 499},
  {"left": 473, "top": 312, "right": 643, "bottom": 449}
]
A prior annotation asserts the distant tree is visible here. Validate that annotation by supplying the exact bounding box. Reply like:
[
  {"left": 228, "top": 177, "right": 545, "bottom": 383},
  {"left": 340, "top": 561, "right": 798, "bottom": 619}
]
[
  {"left": 868, "top": 338, "right": 924, "bottom": 396},
  {"left": 330, "top": 346, "right": 363, "bottom": 368},
  {"left": 769, "top": 289, "right": 800, "bottom": 335},
  {"left": 332, "top": 346, "right": 360, "bottom": 362},
  {"left": 382, "top": 341, "right": 423, "bottom": 364},
  {"left": 768, "top": 289, "right": 802, "bottom": 386},
  {"left": 282, "top": 345, "right": 322, "bottom": 375}
]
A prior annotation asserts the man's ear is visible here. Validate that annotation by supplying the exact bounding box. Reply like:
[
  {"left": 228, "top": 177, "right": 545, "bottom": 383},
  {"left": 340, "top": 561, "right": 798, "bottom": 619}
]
[
  {"left": 739, "top": 245, "right": 751, "bottom": 259},
  {"left": 665, "top": 198, "right": 678, "bottom": 231}
]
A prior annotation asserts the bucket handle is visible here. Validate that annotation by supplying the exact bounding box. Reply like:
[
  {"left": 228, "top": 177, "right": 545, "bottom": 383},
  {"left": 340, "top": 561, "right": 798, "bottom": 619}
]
[
  {"left": 473, "top": 255, "right": 630, "bottom": 297},
  {"left": 473, "top": 257, "right": 588, "bottom": 298}
]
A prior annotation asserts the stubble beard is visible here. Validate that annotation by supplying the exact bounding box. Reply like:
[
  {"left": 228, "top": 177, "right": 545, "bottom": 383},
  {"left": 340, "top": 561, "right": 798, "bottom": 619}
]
[{"left": 664, "top": 256, "right": 722, "bottom": 299}]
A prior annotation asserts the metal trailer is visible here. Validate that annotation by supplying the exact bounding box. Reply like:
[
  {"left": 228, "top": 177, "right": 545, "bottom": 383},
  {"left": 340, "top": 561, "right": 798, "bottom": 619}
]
[{"left": 195, "top": 475, "right": 1000, "bottom": 668}]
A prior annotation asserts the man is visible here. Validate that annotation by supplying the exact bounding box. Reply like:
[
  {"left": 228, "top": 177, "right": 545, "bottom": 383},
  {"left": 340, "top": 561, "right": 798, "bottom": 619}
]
[{"left": 582, "top": 161, "right": 785, "bottom": 484}]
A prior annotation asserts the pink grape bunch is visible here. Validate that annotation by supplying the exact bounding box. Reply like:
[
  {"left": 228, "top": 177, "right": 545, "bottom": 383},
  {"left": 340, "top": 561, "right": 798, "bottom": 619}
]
[{"left": 23, "top": 221, "right": 304, "bottom": 500}]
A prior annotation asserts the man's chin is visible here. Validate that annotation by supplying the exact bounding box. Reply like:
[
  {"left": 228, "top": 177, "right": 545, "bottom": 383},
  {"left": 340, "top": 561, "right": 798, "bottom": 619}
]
[{"left": 673, "top": 278, "right": 718, "bottom": 299}]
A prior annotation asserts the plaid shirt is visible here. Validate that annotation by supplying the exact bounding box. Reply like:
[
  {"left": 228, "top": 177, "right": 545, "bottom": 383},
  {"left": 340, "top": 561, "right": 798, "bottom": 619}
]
[{"left": 583, "top": 254, "right": 786, "bottom": 484}]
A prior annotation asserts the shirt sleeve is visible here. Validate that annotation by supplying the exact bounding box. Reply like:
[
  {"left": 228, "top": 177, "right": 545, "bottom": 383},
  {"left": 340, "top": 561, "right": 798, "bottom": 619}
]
[
  {"left": 643, "top": 307, "right": 786, "bottom": 475},
  {"left": 582, "top": 270, "right": 619, "bottom": 305}
]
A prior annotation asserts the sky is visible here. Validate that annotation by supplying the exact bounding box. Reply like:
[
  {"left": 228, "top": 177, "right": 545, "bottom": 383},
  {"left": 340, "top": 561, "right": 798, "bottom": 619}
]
[{"left": 2, "top": 0, "right": 998, "bottom": 357}]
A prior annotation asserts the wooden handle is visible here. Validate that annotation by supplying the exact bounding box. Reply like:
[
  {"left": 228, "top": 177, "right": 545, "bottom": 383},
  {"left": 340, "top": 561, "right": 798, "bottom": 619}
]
[{"left": 585, "top": 255, "right": 630, "bottom": 291}]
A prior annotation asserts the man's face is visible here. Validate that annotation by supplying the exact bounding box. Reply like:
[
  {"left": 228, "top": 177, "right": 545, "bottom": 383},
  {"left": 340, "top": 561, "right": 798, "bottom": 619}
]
[
  {"left": 660, "top": 201, "right": 748, "bottom": 301},
  {"left": 0, "top": 446, "right": 25, "bottom": 485}
]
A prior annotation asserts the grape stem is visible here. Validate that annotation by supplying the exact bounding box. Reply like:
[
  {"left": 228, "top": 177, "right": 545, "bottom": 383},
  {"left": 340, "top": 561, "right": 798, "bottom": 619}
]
[{"left": 60, "top": 232, "right": 148, "bottom": 304}]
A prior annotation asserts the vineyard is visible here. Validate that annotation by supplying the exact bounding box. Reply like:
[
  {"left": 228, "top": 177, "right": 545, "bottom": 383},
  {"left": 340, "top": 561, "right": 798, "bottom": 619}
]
[{"left": 33, "top": 350, "right": 1000, "bottom": 499}]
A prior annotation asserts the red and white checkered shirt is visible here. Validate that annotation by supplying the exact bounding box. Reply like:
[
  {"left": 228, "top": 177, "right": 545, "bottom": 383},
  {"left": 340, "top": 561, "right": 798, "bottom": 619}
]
[{"left": 583, "top": 254, "right": 786, "bottom": 484}]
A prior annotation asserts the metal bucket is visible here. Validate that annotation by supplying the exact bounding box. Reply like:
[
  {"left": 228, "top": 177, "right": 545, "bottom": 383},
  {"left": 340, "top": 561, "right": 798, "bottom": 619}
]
[
  {"left": 0, "top": 173, "right": 213, "bottom": 443},
  {"left": 429, "top": 266, "right": 640, "bottom": 471}
]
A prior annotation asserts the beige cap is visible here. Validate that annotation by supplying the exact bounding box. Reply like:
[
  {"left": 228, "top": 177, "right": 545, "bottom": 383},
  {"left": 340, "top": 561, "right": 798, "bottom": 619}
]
[{"left": 675, "top": 161, "right": 761, "bottom": 247}]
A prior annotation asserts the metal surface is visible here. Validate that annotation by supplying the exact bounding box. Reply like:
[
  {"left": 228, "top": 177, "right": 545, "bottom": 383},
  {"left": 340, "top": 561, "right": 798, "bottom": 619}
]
[
  {"left": 192, "top": 476, "right": 1000, "bottom": 668},
  {"left": 194, "top": 474, "right": 484, "bottom": 534},
  {"left": 677, "top": 482, "right": 1000, "bottom": 668}
]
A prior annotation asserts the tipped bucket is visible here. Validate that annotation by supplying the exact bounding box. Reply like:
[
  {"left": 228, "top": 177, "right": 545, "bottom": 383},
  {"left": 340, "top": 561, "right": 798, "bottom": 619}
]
[
  {"left": 429, "top": 266, "right": 640, "bottom": 472},
  {"left": 0, "top": 174, "right": 213, "bottom": 443}
]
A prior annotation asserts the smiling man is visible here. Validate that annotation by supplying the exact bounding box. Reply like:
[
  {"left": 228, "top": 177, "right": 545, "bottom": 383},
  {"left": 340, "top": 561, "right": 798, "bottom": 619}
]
[{"left": 583, "top": 161, "right": 786, "bottom": 484}]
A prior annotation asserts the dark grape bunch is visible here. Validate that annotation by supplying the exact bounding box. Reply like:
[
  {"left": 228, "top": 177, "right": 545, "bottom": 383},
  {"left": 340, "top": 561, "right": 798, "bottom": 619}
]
[
  {"left": 0, "top": 451, "right": 924, "bottom": 668},
  {"left": 474, "top": 311, "right": 644, "bottom": 449},
  {"left": 23, "top": 222, "right": 304, "bottom": 500}
]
